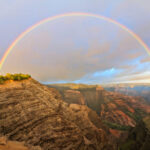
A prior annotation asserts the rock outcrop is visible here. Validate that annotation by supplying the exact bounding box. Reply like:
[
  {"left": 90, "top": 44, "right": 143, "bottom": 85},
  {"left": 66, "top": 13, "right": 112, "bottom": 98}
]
[
  {"left": 48, "top": 84, "right": 150, "bottom": 130},
  {"left": 0, "top": 136, "right": 41, "bottom": 150},
  {"left": 0, "top": 79, "right": 115, "bottom": 150},
  {"left": 64, "top": 90, "right": 85, "bottom": 105},
  {"left": 100, "top": 91, "right": 150, "bottom": 128}
]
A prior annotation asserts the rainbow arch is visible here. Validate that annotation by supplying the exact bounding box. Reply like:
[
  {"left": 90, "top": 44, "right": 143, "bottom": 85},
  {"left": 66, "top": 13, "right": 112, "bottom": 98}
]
[{"left": 0, "top": 12, "right": 150, "bottom": 71}]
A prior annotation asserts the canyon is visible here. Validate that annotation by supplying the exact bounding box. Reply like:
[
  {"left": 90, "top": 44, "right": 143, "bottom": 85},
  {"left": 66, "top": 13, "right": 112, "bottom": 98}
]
[
  {"left": 0, "top": 79, "right": 116, "bottom": 150},
  {"left": 0, "top": 78, "right": 150, "bottom": 149},
  {"left": 49, "top": 84, "right": 150, "bottom": 132}
]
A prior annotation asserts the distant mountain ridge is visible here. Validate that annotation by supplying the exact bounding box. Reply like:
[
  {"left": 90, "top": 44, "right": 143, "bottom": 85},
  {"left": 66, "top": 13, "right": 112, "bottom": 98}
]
[{"left": 104, "top": 84, "right": 150, "bottom": 103}]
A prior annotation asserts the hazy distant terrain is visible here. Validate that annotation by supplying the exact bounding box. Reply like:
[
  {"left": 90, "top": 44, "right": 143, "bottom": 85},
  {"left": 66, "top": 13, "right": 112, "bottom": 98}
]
[{"left": 103, "top": 84, "right": 150, "bottom": 103}]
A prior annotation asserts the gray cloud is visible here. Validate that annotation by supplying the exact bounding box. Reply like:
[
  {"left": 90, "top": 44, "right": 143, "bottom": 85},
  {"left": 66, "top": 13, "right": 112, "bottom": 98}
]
[
  {"left": 2, "top": 16, "right": 150, "bottom": 84},
  {"left": 0, "top": 0, "right": 150, "bottom": 84}
]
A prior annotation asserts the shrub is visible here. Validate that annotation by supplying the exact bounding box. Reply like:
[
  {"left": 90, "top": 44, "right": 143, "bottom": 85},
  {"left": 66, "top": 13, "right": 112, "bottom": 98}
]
[{"left": 0, "top": 73, "right": 31, "bottom": 84}]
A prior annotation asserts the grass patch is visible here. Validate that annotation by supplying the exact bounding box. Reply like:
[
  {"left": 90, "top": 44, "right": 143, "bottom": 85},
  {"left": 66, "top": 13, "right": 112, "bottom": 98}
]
[{"left": 103, "top": 120, "right": 131, "bottom": 131}]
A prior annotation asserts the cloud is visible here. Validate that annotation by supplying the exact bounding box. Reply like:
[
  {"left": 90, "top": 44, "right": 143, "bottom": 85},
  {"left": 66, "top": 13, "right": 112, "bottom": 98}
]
[{"left": 0, "top": 0, "right": 150, "bottom": 84}]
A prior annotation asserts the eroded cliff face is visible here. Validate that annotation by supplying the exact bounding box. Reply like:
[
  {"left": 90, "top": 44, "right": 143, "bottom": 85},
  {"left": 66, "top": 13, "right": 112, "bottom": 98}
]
[
  {"left": 100, "top": 91, "right": 150, "bottom": 128},
  {"left": 49, "top": 84, "right": 150, "bottom": 131},
  {"left": 64, "top": 90, "right": 85, "bottom": 105},
  {"left": 0, "top": 79, "right": 115, "bottom": 150},
  {"left": 53, "top": 85, "right": 105, "bottom": 114}
]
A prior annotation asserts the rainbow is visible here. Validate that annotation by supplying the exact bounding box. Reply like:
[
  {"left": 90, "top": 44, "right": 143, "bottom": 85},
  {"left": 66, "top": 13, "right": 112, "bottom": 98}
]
[{"left": 0, "top": 12, "right": 150, "bottom": 71}]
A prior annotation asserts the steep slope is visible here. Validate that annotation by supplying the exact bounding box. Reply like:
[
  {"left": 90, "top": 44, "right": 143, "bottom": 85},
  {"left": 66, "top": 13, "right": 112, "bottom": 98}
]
[
  {"left": 0, "top": 79, "right": 116, "bottom": 150},
  {"left": 48, "top": 84, "right": 150, "bottom": 131},
  {"left": 119, "top": 121, "right": 150, "bottom": 150},
  {"left": 100, "top": 91, "right": 150, "bottom": 129},
  {"left": 48, "top": 84, "right": 105, "bottom": 114},
  {"left": 143, "top": 115, "right": 150, "bottom": 132},
  {"left": 64, "top": 90, "right": 85, "bottom": 105}
]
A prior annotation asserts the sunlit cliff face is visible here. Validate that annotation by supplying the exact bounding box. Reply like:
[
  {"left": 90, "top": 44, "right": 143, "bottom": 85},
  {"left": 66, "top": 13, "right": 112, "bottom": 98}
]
[{"left": 1, "top": 16, "right": 150, "bottom": 84}]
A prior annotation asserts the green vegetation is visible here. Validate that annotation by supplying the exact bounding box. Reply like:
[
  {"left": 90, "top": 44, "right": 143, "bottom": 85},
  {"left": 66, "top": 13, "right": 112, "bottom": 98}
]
[
  {"left": 125, "top": 110, "right": 145, "bottom": 122},
  {"left": 120, "top": 107, "right": 143, "bottom": 122},
  {"left": 134, "top": 108, "right": 146, "bottom": 119},
  {"left": 119, "top": 121, "right": 150, "bottom": 150},
  {"left": 0, "top": 73, "right": 31, "bottom": 84},
  {"left": 114, "top": 102, "right": 146, "bottom": 122},
  {"left": 103, "top": 120, "right": 131, "bottom": 131}
]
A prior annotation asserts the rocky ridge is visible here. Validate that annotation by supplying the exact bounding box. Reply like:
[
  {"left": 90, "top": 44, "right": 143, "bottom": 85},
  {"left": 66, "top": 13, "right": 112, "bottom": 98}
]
[{"left": 0, "top": 79, "right": 116, "bottom": 150}]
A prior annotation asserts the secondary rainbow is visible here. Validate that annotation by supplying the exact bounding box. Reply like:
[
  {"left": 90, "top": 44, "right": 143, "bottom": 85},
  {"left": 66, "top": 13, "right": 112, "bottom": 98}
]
[{"left": 0, "top": 12, "right": 150, "bottom": 71}]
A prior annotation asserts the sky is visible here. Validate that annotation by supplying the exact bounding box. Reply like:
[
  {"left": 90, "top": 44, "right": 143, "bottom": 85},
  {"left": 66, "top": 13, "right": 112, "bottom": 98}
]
[{"left": 0, "top": 0, "right": 150, "bottom": 84}]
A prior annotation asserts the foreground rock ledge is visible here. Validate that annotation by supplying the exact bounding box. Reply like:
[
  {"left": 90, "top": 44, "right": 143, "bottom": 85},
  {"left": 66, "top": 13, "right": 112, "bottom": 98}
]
[
  {"left": 0, "top": 78, "right": 116, "bottom": 150},
  {"left": 0, "top": 136, "right": 42, "bottom": 150}
]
